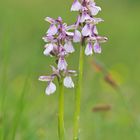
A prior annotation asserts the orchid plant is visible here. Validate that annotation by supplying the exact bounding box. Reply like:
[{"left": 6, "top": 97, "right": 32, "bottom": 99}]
[{"left": 39, "top": 0, "right": 108, "bottom": 140}]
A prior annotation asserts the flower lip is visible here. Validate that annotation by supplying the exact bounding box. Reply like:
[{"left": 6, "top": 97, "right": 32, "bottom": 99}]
[
  {"left": 82, "top": 23, "right": 91, "bottom": 36},
  {"left": 73, "top": 30, "right": 81, "bottom": 43},
  {"left": 80, "top": 12, "right": 91, "bottom": 23},
  {"left": 43, "top": 43, "right": 54, "bottom": 56},
  {"left": 63, "top": 76, "right": 74, "bottom": 88},
  {"left": 93, "top": 41, "right": 102, "bottom": 54},
  {"left": 45, "top": 82, "right": 56, "bottom": 95},
  {"left": 64, "top": 41, "right": 75, "bottom": 53},
  {"left": 85, "top": 42, "right": 93, "bottom": 56},
  {"left": 58, "top": 57, "right": 68, "bottom": 71}
]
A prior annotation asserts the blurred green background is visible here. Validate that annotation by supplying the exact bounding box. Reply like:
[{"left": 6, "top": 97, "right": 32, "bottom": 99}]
[{"left": 0, "top": 0, "right": 140, "bottom": 140}]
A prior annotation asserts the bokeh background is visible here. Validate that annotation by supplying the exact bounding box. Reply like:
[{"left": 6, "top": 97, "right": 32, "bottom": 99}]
[{"left": 0, "top": 0, "right": 140, "bottom": 140}]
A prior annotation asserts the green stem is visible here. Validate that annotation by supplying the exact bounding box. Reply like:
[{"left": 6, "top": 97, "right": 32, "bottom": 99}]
[
  {"left": 58, "top": 80, "right": 65, "bottom": 140},
  {"left": 73, "top": 44, "right": 84, "bottom": 140}
]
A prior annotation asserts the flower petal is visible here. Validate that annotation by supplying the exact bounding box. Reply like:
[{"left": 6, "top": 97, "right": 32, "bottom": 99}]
[
  {"left": 58, "top": 57, "right": 68, "bottom": 71},
  {"left": 93, "top": 26, "right": 98, "bottom": 35},
  {"left": 71, "top": 0, "right": 82, "bottom": 11},
  {"left": 88, "top": 3, "right": 101, "bottom": 16},
  {"left": 80, "top": 12, "right": 91, "bottom": 23},
  {"left": 47, "top": 24, "right": 58, "bottom": 36},
  {"left": 68, "top": 70, "right": 77, "bottom": 75},
  {"left": 93, "top": 41, "right": 101, "bottom": 53},
  {"left": 64, "top": 41, "right": 75, "bottom": 53},
  {"left": 63, "top": 76, "right": 74, "bottom": 88},
  {"left": 66, "top": 32, "right": 74, "bottom": 36},
  {"left": 45, "top": 17, "right": 55, "bottom": 24},
  {"left": 66, "top": 24, "right": 77, "bottom": 30},
  {"left": 75, "top": 15, "right": 81, "bottom": 27},
  {"left": 73, "top": 30, "right": 81, "bottom": 43},
  {"left": 42, "top": 35, "right": 56, "bottom": 43},
  {"left": 43, "top": 44, "right": 53, "bottom": 56},
  {"left": 39, "top": 76, "right": 53, "bottom": 82},
  {"left": 96, "top": 36, "right": 108, "bottom": 43},
  {"left": 93, "top": 18, "right": 104, "bottom": 24},
  {"left": 45, "top": 82, "right": 56, "bottom": 95},
  {"left": 82, "top": 24, "right": 91, "bottom": 36},
  {"left": 85, "top": 42, "right": 93, "bottom": 56}
]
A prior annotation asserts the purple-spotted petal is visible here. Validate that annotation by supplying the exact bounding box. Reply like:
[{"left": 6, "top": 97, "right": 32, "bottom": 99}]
[
  {"left": 64, "top": 41, "right": 75, "bottom": 53},
  {"left": 45, "top": 82, "right": 56, "bottom": 95},
  {"left": 82, "top": 24, "right": 91, "bottom": 36},
  {"left": 63, "top": 76, "right": 74, "bottom": 88},
  {"left": 93, "top": 41, "right": 101, "bottom": 54},
  {"left": 47, "top": 24, "right": 58, "bottom": 36},
  {"left": 71, "top": 0, "right": 82, "bottom": 11},
  {"left": 43, "top": 43, "right": 53, "bottom": 56},
  {"left": 58, "top": 57, "right": 68, "bottom": 70},
  {"left": 85, "top": 42, "right": 93, "bottom": 56},
  {"left": 73, "top": 30, "right": 81, "bottom": 42}
]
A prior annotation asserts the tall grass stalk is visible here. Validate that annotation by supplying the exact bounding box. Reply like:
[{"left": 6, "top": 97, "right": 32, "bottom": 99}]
[
  {"left": 73, "top": 44, "right": 84, "bottom": 140},
  {"left": 58, "top": 79, "right": 65, "bottom": 140},
  {"left": 11, "top": 75, "right": 30, "bottom": 140}
]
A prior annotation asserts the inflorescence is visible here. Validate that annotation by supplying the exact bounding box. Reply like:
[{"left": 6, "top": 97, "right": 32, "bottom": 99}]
[{"left": 39, "top": 0, "right": 108, "bottom": 95}]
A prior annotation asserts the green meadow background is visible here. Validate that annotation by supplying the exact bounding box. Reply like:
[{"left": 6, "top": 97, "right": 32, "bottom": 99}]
[{"left": 0, "top": 0, "right": 140, "bottom": 140}]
